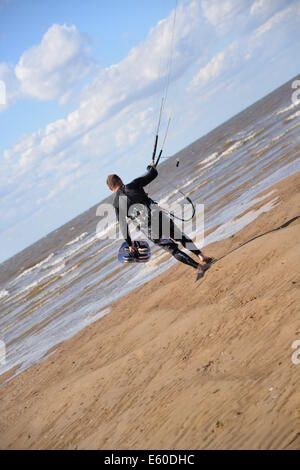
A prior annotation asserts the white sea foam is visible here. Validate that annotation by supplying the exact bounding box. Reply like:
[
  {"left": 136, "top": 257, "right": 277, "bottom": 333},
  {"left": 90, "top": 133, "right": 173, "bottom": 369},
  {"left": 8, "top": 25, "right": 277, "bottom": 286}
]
[
  {"left": 42, "top": 254, "right": 67, "bottom": 269},
  {"left": 206, "top": 198, "right": 279, "bottom": 245},
  {"left": 198, "top": 152, "right": 218, "bottom": 167},
  {"left": 42, "top": 233, "right": 99, "bottom": 270},
  {"left": 158, "top": 189, "right": 178, "bottom": 205},
  {"left": 0, "top": 289, "right": 9, "bottom": 300},
  {"left": 59, "top": 265, "right": 78, "bottom": 278},
  {"left": 159, "top": 152, "right": 223, "bottom": 206},
  {"left": 159, "top": 169, "right": 209, "bottom": 207},
  {"left": 242, "top": 130, "right": 260, "bottom": 143},
  {"left": 271, "top": 130, "right": 288, "bottom": 144},
  {"left": 284, "top": 110, "right": 300, "bottom": 122},
  {"left": 16, "top": 253, "right": 54, "bottom": 279},
  {"left": 220, "top": 130, "right": 261, "bottom": 158},
  {"left": 85, "top": 307, "right": 111, "bottom": 323},
  {"left": 19, "top": 263, "right": 66, "bottom": 294},
  {"left": 289, "top": 120, "right": 300, "bottom": 131},
  {"left": 65, "top": 232, "right": 88, "bottom": 246},
  {"left": 221, "top": 140, "right": 243, "bottom": 157},
  {"left": 276, "top": 102, "right": 298, "bottom": 116},
  {"left": 95, "top": 239, "right": 119, "bottom": 255},
  {"left": 252, "top": 130, "right": 289, "bottom": 156},
  {"left": 158, "top": 179, "right": 194, "bottom": 206}
]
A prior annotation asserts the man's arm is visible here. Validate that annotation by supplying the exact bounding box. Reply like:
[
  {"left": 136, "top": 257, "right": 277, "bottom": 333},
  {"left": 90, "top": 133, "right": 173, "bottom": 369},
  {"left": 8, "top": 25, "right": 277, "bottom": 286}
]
[
  {"left": 129, "top": 165, "right": 158, "bottom": 188},
  {"left": 115, "top": 206, "right": 132, "bottom": 247}
]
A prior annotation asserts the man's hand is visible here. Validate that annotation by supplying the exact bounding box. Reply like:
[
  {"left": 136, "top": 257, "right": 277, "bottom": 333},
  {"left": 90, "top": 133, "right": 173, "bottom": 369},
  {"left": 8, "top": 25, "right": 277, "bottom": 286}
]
[
  {"left": 147, "top": 163, "right": 156, "bottom": 171},
  {"left": 129, "top": 244, "right": 136, "bottom": 253}
]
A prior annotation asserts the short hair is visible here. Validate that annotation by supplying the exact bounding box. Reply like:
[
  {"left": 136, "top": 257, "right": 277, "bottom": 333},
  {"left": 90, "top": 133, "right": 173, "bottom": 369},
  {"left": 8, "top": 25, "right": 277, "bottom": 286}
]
[{"left": 106, "top": 174, "right": 122, "bottom": 189}]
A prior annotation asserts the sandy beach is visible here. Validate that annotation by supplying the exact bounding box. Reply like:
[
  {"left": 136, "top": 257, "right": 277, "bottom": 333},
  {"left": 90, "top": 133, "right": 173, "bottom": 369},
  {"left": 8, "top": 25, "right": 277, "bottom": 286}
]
[{"left": 0, "top": 171, "right": 299, "bottom": 450}]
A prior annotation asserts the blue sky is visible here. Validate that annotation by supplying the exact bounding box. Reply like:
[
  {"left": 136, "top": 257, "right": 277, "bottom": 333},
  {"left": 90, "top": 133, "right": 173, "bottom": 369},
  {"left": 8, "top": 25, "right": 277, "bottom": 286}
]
[{"left": 0, "top": 0, "right": 300, "bottom": 263}]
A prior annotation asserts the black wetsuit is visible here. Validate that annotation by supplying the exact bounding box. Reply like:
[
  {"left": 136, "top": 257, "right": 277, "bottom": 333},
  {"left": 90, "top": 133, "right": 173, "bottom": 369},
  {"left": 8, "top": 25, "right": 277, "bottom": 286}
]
[{"left": 113, "top": 166, "right": 201, "bottom": 269}]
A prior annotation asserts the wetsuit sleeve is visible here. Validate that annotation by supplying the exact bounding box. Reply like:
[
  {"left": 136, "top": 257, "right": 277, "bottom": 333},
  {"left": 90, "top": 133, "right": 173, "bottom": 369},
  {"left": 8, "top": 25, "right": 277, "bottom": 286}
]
[
  {"left": 115, "top": 206, "right": 132, "bottom": 246},
  {"left": 130, "top": 166, "right": 158, "bottom": 188}
]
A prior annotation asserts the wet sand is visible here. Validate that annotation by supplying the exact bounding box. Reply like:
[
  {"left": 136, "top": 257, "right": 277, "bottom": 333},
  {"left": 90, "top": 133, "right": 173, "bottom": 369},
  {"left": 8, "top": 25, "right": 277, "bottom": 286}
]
[{"left": 0, "top": 172, "right": 299, "bottom": 450}]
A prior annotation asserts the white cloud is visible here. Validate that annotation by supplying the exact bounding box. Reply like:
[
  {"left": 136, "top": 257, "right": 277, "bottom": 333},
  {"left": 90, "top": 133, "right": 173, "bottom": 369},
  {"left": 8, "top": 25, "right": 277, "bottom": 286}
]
[
  {"left": 250, "top": 0, "right": 286, "bottom": 18},
  {"left": 115, "top": 107, "right": 154, "bottom": 150},
  {"left": 201, "top": 0, "right": 249, "bottom": 31},
  {"left": 200, "top": 0, "right": 295, "bottom": 33},
  {"left": 81, "top": 0, "right": 204, "bottom": 104},
  {"left": 0, "top": 62, "right": 20, "bottom": 109},
  {"left": 189, "top": 50, "right": 228, "bottom": 89},
  {"left": 189, "top": 1, "right": 300, "bottom": 91},
  {"left": 0, "top": 23, "right": 93, "bottom": 110},
  {"left": 251, "top": 3, "right": 297, "bottom": 40},
  {"left": 15, "top": 23, "right": 92, "bottom": 102},
  {"left": 46, "top": 170, "right": 83, "bottom": 201}
]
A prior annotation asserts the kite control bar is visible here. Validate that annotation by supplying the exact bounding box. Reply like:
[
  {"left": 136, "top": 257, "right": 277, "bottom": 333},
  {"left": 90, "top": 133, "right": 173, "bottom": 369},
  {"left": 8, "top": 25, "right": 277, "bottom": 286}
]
[{"left": 153, "top": 117, "right": 171, "bottom": 168}]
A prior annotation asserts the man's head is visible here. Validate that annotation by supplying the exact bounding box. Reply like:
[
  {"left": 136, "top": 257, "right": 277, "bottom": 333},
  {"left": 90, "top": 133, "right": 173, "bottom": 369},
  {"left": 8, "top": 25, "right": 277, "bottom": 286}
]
[{"left": 106, "top": 174, "right": 123, "bottom": 192}]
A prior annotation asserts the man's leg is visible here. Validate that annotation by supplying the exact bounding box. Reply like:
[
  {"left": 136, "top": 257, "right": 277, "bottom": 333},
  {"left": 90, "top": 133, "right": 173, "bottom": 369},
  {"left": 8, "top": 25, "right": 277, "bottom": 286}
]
[
  {"left": 156, "top": 239, "right": 201, "bottom": 270},
  {"left": 147, "top": 210, "right": 210, "bottom": 272},
  {"left": 169, "top": 218, "right": 213, "bottom": 264}
]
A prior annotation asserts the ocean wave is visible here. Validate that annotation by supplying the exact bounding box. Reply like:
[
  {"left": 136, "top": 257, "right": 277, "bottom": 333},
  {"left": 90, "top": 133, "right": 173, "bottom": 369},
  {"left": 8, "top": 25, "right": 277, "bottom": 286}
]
[
  {"left": 276, "top": 102, "right": 298, "bottom": 116},
  {"left": 253, "top": 130, "right": 290, "bottom": 156},
  {"left": 16, "top": 253, "right": 54, "bottom": 279},
  {"left": 160, "top": 150, "right": 227, "bottom": 206},
  {"left": 85, "top": 307, "right": 111, "bottom": 323},
  {"left": 206, "top": 198, "right": 279, "bottom": 245},
  {"left": 41, "top": 233, "right": 100, "bottom": 270},
  {"left": 0, "top": 289, "right": 9, "bottom": 300},
  {"left": 194, "top": 152, "right": 224, "bottom": 173},
  {"left": 242, "top": 130, "right": 260, "bottom": 144},
  {"left": 284, "top": 110, "right": 300, "bottom": 122},
  {"left": 221, "top": 140, "right": 243, "bottom": 157},
  {"left": 95, "top": 239, "right": 119, "bottom": 255},
  {"left": 158, "top": 190, "right": 178, "bottom": 205},
  {"left": 220, "top": 130, "right": 261, "bottom": 157},
  {"left": 42, "top": 253, "right": 68, "bottom": 270},
  {"left": 270, "top": 130, "right": 289, "bottom": 144},
  {"left": 289, "top": 120, "right": 300, "bottom": 132},
  {"left": 19, "top": 263, "right": 66, "bottom": 295},
  {"left": 65, "top": 232, "right": 88, "bottom": 246},
  {"left": 158, "top": 175, "right": 200, "bottom": 206},
  {"left": 159, "top": 167, "right": 210, "bottom": 206},
  {"left": 60, "top": 265, "right": 78, "bottom": 278},
  {"left": 197, "top": 152, "right": 218, "bottom": 167}
]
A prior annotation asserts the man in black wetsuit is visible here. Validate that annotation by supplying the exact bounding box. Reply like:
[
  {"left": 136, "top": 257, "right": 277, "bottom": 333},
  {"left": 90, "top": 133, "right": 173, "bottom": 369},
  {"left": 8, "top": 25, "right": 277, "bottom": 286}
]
[{"left": 107, "top": 165, "right": 212, "bottom": 276}]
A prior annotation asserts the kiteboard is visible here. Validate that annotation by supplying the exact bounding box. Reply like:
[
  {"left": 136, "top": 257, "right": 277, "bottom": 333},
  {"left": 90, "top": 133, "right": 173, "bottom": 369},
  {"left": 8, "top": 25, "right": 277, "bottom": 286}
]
[{"left": 118, "top": 240, "right": 151, "bottom": 264}]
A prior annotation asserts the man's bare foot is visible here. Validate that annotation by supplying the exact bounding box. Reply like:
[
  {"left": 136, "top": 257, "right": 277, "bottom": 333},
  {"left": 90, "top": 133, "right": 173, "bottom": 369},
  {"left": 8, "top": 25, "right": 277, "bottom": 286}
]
[
  {"left": 196, "top": 263, "right": 205, "bottom": 281},
  {"left": 197, "top": 262, "right": 205, "bottom": 274},
  {"left": 199, "top": 253, "right": 213, "bottom": 264}
]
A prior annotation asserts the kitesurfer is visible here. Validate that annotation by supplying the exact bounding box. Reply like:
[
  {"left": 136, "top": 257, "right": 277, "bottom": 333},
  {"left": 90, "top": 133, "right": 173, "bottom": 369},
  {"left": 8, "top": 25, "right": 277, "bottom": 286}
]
[{"left": 106, "top": 165, "right": 212, "bottom": 277}]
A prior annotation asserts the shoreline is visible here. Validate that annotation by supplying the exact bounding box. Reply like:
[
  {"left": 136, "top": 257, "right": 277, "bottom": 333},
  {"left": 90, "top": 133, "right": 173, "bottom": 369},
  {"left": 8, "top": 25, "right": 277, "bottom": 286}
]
[{"left": 0, "top": 171, "right": 299, "bottom": 449}]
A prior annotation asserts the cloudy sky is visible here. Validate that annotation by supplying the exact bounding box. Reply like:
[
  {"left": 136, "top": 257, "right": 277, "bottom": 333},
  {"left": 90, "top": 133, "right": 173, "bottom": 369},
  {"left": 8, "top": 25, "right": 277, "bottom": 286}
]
[{"left": 0, "top": 0, "right": 300, "bottom": 263}]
